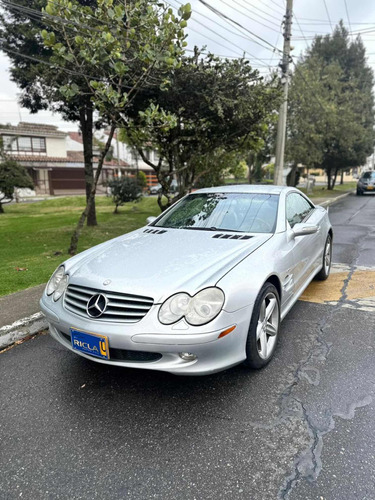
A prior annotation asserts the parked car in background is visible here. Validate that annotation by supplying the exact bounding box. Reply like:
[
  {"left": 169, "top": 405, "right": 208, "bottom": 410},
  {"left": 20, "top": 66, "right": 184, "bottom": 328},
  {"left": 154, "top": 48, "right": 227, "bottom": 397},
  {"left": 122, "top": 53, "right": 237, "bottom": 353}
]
[
  {"left": 40, "top": 185, "right": 332, "bottom": 376},
  {"left": 149, "top": 180, "right": 178, "bottom": 195},
  {"left": 357, "top": 171, "right": 375, "bottom": 195},
  {"left": 149, "top": 183, "right": 161, "bottom": 195}
]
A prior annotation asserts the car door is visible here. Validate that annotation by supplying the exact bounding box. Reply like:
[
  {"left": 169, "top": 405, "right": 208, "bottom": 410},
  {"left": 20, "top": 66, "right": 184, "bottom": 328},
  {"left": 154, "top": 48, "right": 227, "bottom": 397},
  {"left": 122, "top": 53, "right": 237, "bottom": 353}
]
[{"left": 286, "top": 192, "right": 325, "bottom": 294}]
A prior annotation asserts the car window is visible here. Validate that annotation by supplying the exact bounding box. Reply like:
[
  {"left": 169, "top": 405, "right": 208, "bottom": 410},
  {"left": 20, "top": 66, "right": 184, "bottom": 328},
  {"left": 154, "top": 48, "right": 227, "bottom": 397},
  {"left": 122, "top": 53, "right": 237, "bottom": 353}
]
[
  {"left": 154, "top": 193, "right": 279, "bottom": 233},
  {"left": 286, "top": 193, "right": 314, "bottom": 228},
  {"left": 362, "top": 172, "right": 375, "bottom": 180}
]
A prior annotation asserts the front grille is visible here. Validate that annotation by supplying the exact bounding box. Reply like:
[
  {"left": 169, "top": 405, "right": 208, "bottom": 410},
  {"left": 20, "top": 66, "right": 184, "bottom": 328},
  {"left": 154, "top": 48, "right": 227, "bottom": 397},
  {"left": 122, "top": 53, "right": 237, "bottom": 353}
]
[
  {"left": 59, "top": 331, "right": 162, "bottom": 362},
  {"left": 64, "top": 284, "right": 154, "bottom": 323}
]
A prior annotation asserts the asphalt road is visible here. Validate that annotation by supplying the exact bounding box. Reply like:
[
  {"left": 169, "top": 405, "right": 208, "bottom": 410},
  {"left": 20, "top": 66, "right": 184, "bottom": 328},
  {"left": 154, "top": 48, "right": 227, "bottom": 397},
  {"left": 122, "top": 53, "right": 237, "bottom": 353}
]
[{"left": 1, "top": 193, "right": 375, "bottom": 500}]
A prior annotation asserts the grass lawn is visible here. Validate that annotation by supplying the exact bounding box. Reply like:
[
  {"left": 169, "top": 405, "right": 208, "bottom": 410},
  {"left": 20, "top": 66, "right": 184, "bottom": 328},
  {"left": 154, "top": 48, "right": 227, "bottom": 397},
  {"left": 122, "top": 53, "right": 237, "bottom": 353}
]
[
  {"left": 298, "top": 181, "right": 357, "bottom": 199},
  {"left": 0, "top": 195, "right": 161, "bottom": 297}
]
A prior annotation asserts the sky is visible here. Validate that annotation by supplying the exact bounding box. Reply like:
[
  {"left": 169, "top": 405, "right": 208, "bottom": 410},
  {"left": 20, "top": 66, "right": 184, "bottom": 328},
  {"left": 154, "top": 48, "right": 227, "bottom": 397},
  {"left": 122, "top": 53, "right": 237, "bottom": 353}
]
[{"left": 1, "top": 0, "right": 375, "bottom": 132}]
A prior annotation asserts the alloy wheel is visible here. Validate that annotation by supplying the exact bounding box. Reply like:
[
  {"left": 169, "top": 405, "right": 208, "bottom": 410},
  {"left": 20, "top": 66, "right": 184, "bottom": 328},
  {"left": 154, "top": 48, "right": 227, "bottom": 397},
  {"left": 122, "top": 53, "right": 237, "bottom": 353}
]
[
  {"left": 324, "top": 237, "right": 332, "bottom": 275},
  {"left": 256, "top": 292, "right": 279, "bottom": 360}
]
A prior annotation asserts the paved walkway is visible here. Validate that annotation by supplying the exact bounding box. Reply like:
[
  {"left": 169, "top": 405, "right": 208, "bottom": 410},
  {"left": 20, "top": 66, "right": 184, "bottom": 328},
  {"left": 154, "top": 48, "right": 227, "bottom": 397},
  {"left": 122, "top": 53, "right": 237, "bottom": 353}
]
[{"left": 0, "top": 284, "right": 45, "bottom": 329}]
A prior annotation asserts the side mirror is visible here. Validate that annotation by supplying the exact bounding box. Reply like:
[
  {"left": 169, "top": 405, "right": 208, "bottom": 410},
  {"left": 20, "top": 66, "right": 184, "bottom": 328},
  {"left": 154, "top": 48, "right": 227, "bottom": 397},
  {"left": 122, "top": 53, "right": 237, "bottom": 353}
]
[
  {"left": 146, "top": 216, "right": 157, "bottom": 225},
  {"left": 293, "top": 223, "right": 319, "bottom": 237}
]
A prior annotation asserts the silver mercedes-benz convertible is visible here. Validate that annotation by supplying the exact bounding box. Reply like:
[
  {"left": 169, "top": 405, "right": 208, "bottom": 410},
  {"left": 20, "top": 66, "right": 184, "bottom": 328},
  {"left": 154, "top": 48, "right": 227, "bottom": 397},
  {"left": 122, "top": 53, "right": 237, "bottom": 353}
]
[{"left": 40, "top": 185, "right": 332, "bottom": 375}]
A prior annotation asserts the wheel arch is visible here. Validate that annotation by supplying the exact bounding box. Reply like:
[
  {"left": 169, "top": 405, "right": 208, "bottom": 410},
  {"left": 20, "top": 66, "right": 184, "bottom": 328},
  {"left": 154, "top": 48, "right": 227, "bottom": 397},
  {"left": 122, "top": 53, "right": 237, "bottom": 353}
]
[{"left": 265, "top": 274, "right": 282, "bottom": 301}]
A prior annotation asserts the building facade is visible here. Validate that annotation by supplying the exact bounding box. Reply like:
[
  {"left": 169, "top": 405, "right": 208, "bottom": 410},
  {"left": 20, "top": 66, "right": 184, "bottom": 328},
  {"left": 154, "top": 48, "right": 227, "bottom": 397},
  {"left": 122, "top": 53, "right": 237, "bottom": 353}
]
[{"left": 0, "top": 122, "right": 158, "bottom": 196}]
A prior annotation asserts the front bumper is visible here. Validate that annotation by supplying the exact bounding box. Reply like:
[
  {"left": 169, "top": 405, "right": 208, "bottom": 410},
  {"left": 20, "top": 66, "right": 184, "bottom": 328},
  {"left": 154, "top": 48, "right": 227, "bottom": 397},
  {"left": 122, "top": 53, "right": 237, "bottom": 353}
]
[
  {"left": 40, "top": 294, "right": 253, "bottom": 376},
  {"left": 359, "top": 184, "right": 375, "bottom": 193}
]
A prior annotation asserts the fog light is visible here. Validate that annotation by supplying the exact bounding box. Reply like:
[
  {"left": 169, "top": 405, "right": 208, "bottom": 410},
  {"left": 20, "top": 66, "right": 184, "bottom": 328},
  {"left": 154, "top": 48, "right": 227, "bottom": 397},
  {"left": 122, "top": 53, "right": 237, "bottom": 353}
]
[{"left": 179, "top": 352, "right": 197, "bottom": 361}]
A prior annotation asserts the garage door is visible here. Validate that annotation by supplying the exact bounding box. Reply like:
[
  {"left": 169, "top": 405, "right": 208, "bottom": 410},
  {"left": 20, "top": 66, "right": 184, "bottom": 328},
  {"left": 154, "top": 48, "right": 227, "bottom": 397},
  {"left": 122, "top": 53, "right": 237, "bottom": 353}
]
[{"left": 51, "top": 168, "right": 86, "bottom": 191}]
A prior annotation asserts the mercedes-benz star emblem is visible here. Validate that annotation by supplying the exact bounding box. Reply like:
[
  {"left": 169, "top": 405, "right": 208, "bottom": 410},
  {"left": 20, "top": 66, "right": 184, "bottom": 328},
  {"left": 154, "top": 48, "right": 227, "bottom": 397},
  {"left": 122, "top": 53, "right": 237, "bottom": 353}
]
[{"left": 86, "top": 294, "right": 108, "bottom": 318}]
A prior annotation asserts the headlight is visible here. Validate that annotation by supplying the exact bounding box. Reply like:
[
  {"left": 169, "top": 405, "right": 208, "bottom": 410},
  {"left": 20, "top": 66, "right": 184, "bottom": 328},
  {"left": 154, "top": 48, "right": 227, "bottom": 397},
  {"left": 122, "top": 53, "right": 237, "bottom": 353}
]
[
  {"left": 46, "top": 266, "right": 69, "bottom": 301},
  {"left": 158, "top": 287, "right": 225, "bottom": 326},
  {"left": 185, "top": 288, "right": 225, "bottom": 326},
  {"left": 53, "top": 274, "right": 69, "bottom": 301}
]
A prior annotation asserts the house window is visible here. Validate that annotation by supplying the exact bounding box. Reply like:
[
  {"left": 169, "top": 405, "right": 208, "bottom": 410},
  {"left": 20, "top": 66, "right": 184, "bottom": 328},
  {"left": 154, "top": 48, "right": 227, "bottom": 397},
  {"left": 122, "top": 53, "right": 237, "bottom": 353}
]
[
  {"left": 18, "top": 137, "right": 32, "bottom": 151},
  {"left": 32, "top": 137, "right": 46, "bottom": 152},
  {"left": 2, "top": 135, "right": 18, "bottom": 151},
  {"left": 2, "top": 135, "right": 46, "bottom": 153}
]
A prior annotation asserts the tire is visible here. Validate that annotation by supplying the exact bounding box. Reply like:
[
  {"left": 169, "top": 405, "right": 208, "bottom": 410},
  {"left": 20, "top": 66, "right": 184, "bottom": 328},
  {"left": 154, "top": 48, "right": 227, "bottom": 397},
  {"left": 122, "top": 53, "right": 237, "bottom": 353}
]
[
  {"left": 244, "top": 283, "right": 280, "bottom": 370},
  {"left": 315, "top": 234, "right": 332, "bottom": 281},
  {"left": 356, "top": 188, "right": 363, "bottom": 195}
]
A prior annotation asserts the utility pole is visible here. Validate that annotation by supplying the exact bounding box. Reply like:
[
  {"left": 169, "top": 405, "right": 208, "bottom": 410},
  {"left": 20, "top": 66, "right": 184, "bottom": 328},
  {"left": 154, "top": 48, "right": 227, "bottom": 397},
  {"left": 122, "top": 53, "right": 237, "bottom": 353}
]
[{"left": 274, "top": 0, "right": 293, "bottom": 186}]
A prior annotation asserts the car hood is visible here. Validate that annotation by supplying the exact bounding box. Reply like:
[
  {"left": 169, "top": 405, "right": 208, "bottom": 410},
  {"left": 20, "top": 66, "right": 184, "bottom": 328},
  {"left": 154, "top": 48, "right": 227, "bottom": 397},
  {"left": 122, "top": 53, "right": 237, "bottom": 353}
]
[{"left": 66, "top": 228, "right": 272, "bottom": 303}]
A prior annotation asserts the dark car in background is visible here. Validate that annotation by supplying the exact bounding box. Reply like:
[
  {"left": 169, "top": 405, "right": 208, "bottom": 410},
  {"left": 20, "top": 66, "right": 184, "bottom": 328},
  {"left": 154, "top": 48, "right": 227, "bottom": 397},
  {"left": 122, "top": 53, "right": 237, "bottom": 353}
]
[{"left": 357, "top": 171, "right": 375, "bottom": 195}]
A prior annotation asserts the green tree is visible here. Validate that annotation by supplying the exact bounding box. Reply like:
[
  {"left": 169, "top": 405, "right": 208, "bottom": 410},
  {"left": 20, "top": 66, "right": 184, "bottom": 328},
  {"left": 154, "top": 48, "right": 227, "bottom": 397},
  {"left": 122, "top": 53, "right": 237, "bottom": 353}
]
[
  {"left": 137, "top": 171, "right": 147, "bottom": 188},
  {"left": 108, "top": 177, "right": 143, "bottom": 214},
  {"left": 120, "top": 50, "right": 281, "bottom": 210},
  {"left": 0, "top": 160, "right": 34, "bottom": 213},
  {"left": 0, "top": 0, "right": 102, "bottom": 226},
  {"left": 287, "top": 23, "right": 375, "bottom": 189},
  {"left": 41, "top": 0, "right": 190, "bottom": 253}
]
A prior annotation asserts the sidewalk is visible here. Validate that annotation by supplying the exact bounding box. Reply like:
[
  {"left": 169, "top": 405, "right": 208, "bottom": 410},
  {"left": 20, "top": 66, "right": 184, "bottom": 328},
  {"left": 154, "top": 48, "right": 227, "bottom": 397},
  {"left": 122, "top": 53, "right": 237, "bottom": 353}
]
[
  {"left": 0, "top": 284, "right": 47, "bottom": 349},
  {"left": 0, "top": 189, "right": 354, "bottom": 349}
]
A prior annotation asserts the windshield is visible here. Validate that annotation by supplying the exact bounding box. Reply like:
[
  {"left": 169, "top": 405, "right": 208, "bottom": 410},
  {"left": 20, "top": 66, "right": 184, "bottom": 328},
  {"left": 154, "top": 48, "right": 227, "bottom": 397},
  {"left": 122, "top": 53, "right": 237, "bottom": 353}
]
[
  {"left": 362, "top": 172, "right": 375, "bottom": 180},
  {"left": 154, "top": 193, "right": 279, "bottom": 233}
]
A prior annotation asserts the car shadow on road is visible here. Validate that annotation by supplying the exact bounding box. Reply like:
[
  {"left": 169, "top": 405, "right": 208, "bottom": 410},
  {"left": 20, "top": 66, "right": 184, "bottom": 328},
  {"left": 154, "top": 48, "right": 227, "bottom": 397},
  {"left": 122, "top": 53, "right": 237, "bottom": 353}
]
[{"left": 53, "top": 302, "right": 326, "bottom": 431}]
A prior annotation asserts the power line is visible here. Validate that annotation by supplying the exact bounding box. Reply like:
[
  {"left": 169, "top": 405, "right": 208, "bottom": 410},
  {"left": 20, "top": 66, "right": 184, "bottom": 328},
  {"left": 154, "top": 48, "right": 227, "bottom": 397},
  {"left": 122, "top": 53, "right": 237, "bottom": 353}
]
[
  {"left": 0, "top": 0, "right": 97, "bottom": 36},
  {"left": 183, "top": 48, "right": 278, "bottom": 67},
  {"left": 344, "top": 0, "right": 353, "bottom": 41},
  {"left": 217, "top": 0, "right": 280, "bottom": 32},
  {"left": 167, "top": 0, "right": 251, "bottom": 59},
  {"left": 268, "top": 0, "right": 285, "bottom": 14},
  {"left": 182, "top": 23, "right": 244, "bottom": 57},
  {"left": 322, "top": 0, "right": 333, "bottom": 31},
  {"left": 294, "top": 14, "right": 310, "bottom": 48},
  {"left": 168, "top": 0, "right": 279, "bottom": 68},
  {"left": 231, "top": 0, "right": 282, "bottom": 24},
  {"left": 198, "top": 0, "right": 283, "bottom": 54}
]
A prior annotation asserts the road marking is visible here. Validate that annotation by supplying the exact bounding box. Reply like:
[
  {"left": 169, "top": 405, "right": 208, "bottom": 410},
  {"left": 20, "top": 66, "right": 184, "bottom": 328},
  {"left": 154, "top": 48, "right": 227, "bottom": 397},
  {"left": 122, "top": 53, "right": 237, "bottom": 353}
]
[{"left": 299, "top": 264, "right": 375, "bottom": 313}]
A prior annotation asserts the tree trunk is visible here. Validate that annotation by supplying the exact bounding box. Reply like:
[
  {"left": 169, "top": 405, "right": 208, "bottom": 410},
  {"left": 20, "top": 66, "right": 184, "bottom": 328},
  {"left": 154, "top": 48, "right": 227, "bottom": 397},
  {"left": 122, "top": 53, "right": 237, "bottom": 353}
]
[
  {"left": 331, "top": 168, "right": 339, "bottom": 190},
  {"left": 340, "top": 169, "right": 344, "bottom": 185},
  {"left": 287, "top": 164, "right": 297, "bottom": 186},
  {"left": 68, "top": 124, "right": 116, "bottom": 255},
  {"left": 0, "top": 202, "right": 3, "bottom": 214},
  {"left": 79, "top": 102, "right": 97, "bottom": 226},
  {"left": 326, "top": 167, "right": 332, "bottom": 190}
]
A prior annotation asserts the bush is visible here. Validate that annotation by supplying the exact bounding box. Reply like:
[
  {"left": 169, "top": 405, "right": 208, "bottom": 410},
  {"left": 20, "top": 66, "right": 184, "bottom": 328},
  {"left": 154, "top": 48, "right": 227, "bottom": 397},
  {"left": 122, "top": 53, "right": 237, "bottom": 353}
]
[
  {"left": 137, "top": 171, "right": 147, "bottom": 188},
  {"left": 108, "top": 177, "right": 143, "bottom": 214},
  {"left": 0, "top": 159, "right": 33, "bottom": 213}
]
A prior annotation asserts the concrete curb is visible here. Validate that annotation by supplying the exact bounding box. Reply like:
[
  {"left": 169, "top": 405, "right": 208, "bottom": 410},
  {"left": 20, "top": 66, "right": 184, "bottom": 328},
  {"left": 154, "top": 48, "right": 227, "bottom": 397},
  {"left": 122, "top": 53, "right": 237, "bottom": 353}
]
[
  {"left": 318, "top": 190, "right": 355, "bottom": 208},
  {"left": 0, "top": 312, "right": 48, "bottom": 350}
]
